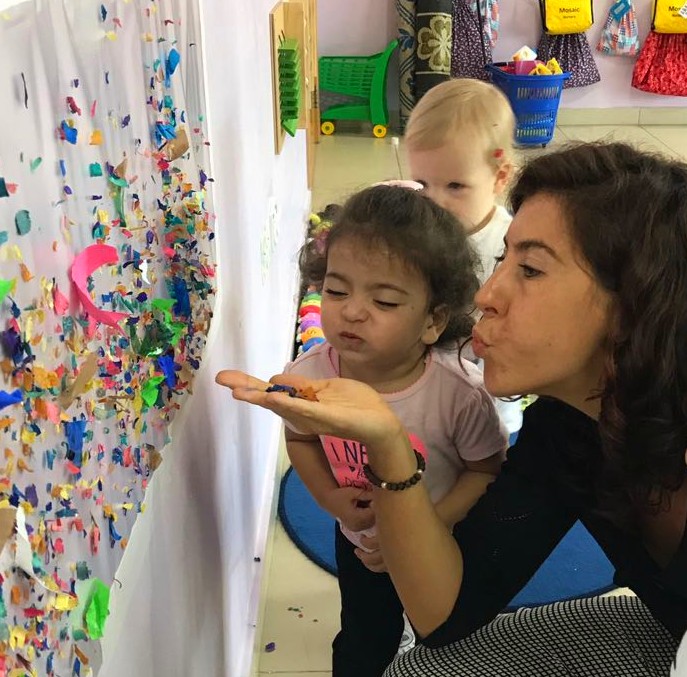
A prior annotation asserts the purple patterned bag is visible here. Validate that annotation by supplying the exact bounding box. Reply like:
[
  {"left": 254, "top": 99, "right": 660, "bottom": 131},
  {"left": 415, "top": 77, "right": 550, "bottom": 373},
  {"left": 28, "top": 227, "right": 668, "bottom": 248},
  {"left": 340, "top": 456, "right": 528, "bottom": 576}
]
[
  {"left": 452, "top": 0, "right": 492, "bottom": 81},
  {"left": 537, "top": 32, "right": 601, "bottom": 88}
]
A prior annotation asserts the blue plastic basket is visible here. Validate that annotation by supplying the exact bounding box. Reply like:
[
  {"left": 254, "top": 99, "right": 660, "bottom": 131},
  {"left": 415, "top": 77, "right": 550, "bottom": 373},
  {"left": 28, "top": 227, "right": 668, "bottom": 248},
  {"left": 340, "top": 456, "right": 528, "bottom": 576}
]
[{"left": 487, "top": 63, "right": 570, "bottom": 147}]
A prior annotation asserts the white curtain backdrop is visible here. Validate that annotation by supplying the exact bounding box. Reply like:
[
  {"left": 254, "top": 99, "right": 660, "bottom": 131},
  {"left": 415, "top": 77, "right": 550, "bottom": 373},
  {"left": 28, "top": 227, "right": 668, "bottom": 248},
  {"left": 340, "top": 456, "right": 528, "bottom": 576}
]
[{"left": 99, "top": 0, "right": 311, "bottom": 674}]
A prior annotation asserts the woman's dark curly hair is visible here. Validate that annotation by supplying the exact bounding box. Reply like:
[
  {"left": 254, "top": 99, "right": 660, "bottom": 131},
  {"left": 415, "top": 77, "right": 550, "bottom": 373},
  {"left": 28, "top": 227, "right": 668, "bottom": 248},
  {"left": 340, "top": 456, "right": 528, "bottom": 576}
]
[
  {"left": 511, "top": 142, "right": 687, "bottom": 525},
  {"left": 299, "top": 185, "right": 479, "bottom": 347}
]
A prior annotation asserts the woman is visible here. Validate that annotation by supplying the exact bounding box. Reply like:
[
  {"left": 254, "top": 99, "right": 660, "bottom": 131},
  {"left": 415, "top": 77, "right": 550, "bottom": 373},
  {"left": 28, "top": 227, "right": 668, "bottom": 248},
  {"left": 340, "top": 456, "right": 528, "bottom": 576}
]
[{"left": 217, "top": 142, "right": 687, "bottom": 676}]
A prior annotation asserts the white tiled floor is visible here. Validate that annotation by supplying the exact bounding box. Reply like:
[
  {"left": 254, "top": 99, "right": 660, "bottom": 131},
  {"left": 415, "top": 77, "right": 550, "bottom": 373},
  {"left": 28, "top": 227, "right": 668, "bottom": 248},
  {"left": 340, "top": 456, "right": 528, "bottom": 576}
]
[{"left": 256, "top": 122, "right": 687, "bottom": 676}]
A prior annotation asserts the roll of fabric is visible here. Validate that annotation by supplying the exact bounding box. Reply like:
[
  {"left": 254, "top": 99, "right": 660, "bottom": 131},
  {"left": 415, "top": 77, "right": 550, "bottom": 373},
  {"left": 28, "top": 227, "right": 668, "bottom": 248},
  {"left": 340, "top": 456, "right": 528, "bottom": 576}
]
[
  {"left": 415, "top": 0, "right": 453, "bottom": 101},
  {"left": 397, "top": 0, "right": 417, "bottom": 129}
]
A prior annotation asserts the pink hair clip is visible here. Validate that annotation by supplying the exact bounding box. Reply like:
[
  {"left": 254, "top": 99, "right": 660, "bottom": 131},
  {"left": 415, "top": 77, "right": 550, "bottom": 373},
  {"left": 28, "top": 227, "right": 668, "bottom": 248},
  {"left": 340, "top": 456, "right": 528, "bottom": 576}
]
[{"left": 372, "top": 179, "right": 423, "bottom": 191}]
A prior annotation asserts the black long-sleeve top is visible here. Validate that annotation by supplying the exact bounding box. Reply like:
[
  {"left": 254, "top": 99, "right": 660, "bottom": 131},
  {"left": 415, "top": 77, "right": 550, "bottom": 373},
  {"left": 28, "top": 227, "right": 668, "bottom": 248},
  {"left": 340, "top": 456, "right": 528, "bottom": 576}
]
[{"left": 424, "top": 397, "right": 687, "bottom": 648}]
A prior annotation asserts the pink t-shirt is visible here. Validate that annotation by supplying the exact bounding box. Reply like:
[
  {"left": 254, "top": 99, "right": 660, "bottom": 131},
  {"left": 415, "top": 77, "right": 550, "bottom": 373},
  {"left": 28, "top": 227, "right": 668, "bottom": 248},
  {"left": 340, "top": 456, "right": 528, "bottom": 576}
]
[{"left": 284, "top": 343, "right": 507, "bottom": 548}]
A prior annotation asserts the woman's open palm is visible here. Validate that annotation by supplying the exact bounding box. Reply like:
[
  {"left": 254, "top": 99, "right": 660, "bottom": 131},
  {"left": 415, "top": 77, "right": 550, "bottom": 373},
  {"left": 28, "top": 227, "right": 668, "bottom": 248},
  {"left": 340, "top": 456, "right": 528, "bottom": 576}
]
[{"left": 215, "top": 370, "right": 403, "bottom": 447}]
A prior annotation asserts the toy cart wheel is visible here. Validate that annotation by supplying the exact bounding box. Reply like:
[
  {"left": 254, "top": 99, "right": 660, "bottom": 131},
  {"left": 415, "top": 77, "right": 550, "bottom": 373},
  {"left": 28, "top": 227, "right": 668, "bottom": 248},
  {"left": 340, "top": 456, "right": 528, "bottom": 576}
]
[
  {"left": 372, "top": 124, "right": 387, "bottom": 138},
  {"left": 321, "top": 121, "right": 335, "bottom": 135}
]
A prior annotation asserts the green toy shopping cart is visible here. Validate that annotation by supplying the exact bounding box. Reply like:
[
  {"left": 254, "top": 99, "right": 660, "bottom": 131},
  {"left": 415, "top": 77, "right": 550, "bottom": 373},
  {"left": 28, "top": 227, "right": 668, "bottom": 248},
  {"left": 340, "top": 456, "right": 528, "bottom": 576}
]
[{"left": 318, "top": 39, "right": 398, "bottom": 138}]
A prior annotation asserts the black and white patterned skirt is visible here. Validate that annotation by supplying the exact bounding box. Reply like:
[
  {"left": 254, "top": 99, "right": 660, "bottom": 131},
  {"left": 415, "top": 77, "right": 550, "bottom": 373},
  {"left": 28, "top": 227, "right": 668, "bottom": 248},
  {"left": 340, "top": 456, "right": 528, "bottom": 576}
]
[{"left": 385, "top": 595, "right": 679, "bottom": 676}]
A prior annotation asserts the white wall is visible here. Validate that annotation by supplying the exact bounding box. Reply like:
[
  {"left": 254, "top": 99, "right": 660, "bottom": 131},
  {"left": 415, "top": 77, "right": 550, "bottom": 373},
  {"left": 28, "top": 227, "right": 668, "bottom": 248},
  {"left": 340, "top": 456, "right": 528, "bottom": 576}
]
[
  {"left": 317, "top": 0, "right": 686, "bottom": 109},
  {"left": 319, "top": 0, "right": 397, "bottom": 55},
  {"left": 99, "top": 1, "right": 309, "bottom": 676}
]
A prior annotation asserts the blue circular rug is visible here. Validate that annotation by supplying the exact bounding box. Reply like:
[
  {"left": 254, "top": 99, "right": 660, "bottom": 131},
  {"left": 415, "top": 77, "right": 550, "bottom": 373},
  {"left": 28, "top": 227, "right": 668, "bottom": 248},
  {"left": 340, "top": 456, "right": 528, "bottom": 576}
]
[{"left": 278, "top": 467, "right": 616, "bottom": 611}]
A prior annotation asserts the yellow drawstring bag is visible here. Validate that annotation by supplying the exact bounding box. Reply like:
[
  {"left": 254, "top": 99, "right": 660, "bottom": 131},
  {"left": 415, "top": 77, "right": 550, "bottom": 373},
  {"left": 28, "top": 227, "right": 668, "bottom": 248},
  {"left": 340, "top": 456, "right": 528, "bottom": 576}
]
[
  {"left": 540, "top": 0, "right": 594, "bottom": 34},
  {"left": 652, "top": 0, "right": 687, "bottom": 33}
]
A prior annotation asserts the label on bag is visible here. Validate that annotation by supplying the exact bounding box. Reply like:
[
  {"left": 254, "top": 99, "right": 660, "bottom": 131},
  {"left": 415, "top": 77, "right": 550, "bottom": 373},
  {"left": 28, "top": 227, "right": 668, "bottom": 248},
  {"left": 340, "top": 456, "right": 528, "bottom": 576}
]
[
  {"left": 680, "top": 1, "right": 687, "bottom": 19},
  {"left": 610, "top": 0, "right": 632, "bottom": 21}
]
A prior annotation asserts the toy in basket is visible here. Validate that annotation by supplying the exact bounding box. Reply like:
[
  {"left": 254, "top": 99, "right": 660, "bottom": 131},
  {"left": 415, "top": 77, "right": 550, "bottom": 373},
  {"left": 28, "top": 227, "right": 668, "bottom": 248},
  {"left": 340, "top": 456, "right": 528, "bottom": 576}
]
[
  {"left": 487, "top": 60, "right": 570, "bottom": 147},
  {"left": 318, "top": 39, "right": 398, "bottom": 139}
]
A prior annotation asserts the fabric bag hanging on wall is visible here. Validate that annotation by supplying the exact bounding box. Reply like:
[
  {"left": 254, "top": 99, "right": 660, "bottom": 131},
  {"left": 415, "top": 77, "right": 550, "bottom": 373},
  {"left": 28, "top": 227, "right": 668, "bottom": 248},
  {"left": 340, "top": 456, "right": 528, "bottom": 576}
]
[
  {"left": 597, "top": 0, "right": 640, "bottom": 56},
  {"left": 538, "top": 32, "right": 601, "bottom": 87},
  {"left": 540, "top": 0, "right": 594, "bottom": 34},
  {"left": 632, "top": 32, "right": 687, "bottom": 95},
  {"left": 397, "top": 0, "right": 418, "bottom": 128},
  {"left": 451, "top": 0, "right": 492, "bottom": 81},
  {"left": 470, "top": 0, "right": 499, "bottom": 48},
  {"left": 415, "top": 0, "right": 453, "bottom": 101},
  {"left": 652, "top": 0, "right": 687, "bottom": 34}
]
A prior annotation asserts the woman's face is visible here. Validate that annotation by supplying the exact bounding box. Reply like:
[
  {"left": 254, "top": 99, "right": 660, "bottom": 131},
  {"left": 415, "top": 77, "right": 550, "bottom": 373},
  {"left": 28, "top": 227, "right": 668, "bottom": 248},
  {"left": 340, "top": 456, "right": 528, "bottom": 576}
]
[{"left": 472, "top": 193, "right": 614, "bottom": 412}]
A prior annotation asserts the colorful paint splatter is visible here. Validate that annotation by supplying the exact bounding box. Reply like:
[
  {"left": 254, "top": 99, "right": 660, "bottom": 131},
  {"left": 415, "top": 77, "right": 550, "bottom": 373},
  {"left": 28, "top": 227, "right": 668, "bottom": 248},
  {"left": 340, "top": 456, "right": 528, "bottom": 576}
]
[{"left": 0, "top": 2, "right": 215, "bottom": 674}]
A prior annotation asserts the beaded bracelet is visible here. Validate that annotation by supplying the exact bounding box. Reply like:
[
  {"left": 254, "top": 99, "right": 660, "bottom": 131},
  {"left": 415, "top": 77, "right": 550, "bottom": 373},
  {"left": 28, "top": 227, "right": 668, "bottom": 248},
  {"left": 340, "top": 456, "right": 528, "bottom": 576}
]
[{"left": 362, "top": 451, "right": 426, "bottom": 491}]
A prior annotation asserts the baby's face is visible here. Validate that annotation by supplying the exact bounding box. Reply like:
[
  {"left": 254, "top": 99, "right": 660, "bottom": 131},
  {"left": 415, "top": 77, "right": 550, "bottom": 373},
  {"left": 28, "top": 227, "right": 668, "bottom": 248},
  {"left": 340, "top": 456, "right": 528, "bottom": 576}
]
[{"left": 407, "top": 137, "right": 509, "bottom": 234}]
